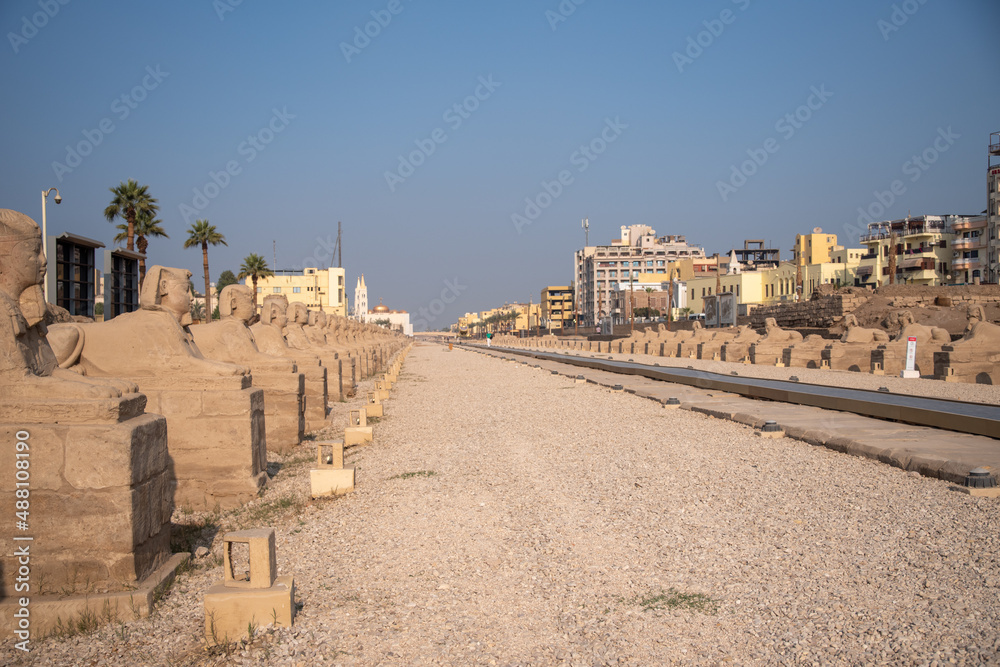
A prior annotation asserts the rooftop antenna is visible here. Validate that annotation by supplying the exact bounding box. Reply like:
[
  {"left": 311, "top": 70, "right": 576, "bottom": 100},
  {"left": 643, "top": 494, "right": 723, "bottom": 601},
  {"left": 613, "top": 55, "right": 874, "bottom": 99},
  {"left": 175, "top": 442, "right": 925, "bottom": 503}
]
[
  {"left": 582, "top": 217, "right": 589, "bottom": 247},
  {"left": 272, "top": 240, "right": 276, "bottom": 270}
]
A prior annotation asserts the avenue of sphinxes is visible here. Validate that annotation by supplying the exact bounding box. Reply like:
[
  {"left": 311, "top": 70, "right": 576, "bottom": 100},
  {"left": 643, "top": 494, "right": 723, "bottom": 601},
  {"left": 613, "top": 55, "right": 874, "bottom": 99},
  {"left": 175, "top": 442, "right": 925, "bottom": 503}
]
[
  {"left": 0, "top": 209, "right": 174, "bottom": 612},
  {"left": 48, "top": 265, "right": 268, "bottom": 512},
  {"left": 0, "top": 208, "right": 408, "bottom": 638}
]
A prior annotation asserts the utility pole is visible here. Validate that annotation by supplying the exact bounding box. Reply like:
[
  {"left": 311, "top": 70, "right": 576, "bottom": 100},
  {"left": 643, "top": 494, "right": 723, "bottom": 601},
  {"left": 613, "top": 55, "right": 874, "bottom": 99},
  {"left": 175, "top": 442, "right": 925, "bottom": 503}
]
[
  {"left": 272, "top": 240, "right": 276, "bottom": 270},
  {"left": 337, "top": 221, "right": 342, "bottom": 268}
]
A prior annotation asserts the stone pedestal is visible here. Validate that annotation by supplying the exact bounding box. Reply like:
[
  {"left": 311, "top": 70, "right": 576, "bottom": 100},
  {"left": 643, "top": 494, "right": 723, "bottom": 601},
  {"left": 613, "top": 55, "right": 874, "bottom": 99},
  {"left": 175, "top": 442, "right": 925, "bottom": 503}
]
[
  {"left": 0, "top": 394, "right": 175, "bottom": 636},
  {"left": 140, "top": 375, "right": 267, "bottom": 511},
  {"left": 204, "top": 529, "right": 295, "bottom": 645},
  {"left": 310, "top": 442, "right": 355, "bottom": 496}
]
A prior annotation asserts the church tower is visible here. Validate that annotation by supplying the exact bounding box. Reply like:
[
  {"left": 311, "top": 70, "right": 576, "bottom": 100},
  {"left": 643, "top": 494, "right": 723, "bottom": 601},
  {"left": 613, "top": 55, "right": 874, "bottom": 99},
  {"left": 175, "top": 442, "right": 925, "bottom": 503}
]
[{"left": 354, "top": 274, "right": 368, "bottom": 321}]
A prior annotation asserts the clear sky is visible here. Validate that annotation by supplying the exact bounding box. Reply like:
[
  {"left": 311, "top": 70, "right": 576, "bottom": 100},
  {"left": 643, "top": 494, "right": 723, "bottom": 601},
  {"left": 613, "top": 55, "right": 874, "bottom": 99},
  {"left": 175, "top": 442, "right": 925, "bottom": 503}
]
[{"left": 2, "top": 0, "right": 998, "bottom": 329}]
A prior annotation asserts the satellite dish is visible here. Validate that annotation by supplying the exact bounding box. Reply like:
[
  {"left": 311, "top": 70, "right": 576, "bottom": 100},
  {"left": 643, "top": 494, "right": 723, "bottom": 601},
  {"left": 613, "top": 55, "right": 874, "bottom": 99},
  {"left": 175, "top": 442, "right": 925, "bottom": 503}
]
[{"left": 813, "top": 227, "right": 822, "bottom": 234}]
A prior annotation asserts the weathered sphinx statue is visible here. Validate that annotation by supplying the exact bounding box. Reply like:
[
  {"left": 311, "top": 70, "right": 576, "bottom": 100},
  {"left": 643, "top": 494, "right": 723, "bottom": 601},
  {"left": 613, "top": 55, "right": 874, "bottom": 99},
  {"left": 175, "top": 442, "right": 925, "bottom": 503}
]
[
  {"left": 189, "top": 284, "right": 305, "bottom": 452},
  {"left": 0, "top": 209, "right": 172, "bottom": 621},
  {"left": 49, "top": 265, "right": 266, "bottom": 510},
  {"left": 251, "top": 294, "right": 329, "bottom": 430}
]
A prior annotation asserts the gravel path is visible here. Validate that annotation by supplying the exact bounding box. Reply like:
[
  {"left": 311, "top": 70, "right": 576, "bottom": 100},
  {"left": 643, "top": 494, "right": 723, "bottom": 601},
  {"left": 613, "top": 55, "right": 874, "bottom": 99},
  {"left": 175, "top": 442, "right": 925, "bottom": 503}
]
[{"left": 6, "top": 342, "right": 999, "bottom": 665}]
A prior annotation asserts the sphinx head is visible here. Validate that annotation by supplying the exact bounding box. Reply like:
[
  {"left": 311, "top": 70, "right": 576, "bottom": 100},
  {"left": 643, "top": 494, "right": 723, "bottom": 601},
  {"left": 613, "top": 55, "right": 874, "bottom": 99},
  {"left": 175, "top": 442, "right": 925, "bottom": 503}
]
[
  {"left": 0, "top": 209, "right": 47, "bottom": 326},
  {"left": 219, "top": 284, "right": 256, "bottom": 324},
  {"left": 261, "top": 294, "right": 289, "bottom": 328},
  {"left": 141, "top": 266, "right": 194, "bottom": 326},
  {"left": 288, "top": 302, "right": 309, "bottom": 325}
]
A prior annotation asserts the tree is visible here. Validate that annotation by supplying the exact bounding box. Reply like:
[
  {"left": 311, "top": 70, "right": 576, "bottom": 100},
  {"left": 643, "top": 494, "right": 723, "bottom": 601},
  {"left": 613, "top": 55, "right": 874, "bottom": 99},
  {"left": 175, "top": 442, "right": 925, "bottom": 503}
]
[
  {"left": 190, "top": 300, "right": 205, "bottom": 322},
  {"left": 183, "top": 220, "right": 227, "bottom": 321},
  {"left": 238, "top": 253, "right": 274, "bottom": 310},
  {"left": 104, "top": 179, "right": 158, "bottom": 252},
  {"left": 114, "top": 209, "right": 168, "bottom": 287},
  {"left": 216, "top": 270, "right": 238, "bottom": 296}
]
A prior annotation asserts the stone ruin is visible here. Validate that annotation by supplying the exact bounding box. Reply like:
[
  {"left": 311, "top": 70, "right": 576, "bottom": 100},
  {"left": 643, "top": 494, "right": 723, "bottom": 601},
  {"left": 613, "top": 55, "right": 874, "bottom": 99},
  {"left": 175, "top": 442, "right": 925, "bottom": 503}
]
[
  {"left": 0, "top": 207, "right": 411, "bottom": 639},
  {"left": 500, "top": 295, "right": 1000, "bottom": 384}
]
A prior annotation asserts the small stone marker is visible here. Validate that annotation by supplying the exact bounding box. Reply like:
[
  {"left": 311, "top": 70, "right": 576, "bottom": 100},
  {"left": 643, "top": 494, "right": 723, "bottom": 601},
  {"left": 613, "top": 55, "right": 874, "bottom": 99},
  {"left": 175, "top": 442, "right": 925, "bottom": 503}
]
[
  {"left": 310, "top": 441, "right": 355, "bottom": 496},
  {"left": 204, "top": 528, "right": 295, "bottom": 645}
]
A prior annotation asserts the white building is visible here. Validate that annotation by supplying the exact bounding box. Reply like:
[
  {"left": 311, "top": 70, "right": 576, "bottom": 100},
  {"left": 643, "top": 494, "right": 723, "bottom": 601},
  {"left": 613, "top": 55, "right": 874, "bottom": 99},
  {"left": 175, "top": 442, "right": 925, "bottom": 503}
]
[
  {"left": 574, "top": 224, "right": 705, "bottom": 326},
  {"left": 368, "top": 299, "right": 413, "bottom": 336}
]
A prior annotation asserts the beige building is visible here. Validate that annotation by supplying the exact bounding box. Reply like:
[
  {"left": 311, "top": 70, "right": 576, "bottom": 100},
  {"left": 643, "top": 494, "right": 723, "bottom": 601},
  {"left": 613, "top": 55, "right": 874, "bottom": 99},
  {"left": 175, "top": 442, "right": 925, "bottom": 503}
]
[
  {"left": 245, "top": 266, "right": 347, "bottom": 316},
  {"left": 857, "top": 215, "right": 977, "bottom": 287},
  {"left": 987, "top": 132, "right": 999, "bottom": 283},
  {"left": 540, "top": 286, "right": 574, "bottom": 330}
]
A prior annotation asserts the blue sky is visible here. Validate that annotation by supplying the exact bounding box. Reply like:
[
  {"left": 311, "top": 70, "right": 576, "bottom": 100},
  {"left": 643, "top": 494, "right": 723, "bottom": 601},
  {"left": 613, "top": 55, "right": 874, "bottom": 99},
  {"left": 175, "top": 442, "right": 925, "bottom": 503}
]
[{"left": 2, "top": 0, "right": 997, "bottom": 329}]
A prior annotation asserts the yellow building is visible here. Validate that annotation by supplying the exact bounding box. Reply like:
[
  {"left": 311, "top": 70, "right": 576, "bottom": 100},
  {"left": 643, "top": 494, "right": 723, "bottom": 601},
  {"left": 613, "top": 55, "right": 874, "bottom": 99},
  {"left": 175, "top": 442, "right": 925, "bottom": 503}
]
[
  {"left": 245, "top": 267, "right": 347, "bottom": 316},
  {"left": 540, "top": 286, "right": 574, "bottom": 330},
  {"left": 793, "top": 228, "right": 840, "bottom": 266},
  {"left": 686, "top": 255, "right": 864, "bottom": 316}
]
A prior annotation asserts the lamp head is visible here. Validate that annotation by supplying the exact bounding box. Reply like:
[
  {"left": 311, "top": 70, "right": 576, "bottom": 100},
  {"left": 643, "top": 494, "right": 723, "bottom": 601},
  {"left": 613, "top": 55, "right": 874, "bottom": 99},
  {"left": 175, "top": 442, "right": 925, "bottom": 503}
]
[{"left": 53, "top": 194, "right": 62, "bottom": 204}]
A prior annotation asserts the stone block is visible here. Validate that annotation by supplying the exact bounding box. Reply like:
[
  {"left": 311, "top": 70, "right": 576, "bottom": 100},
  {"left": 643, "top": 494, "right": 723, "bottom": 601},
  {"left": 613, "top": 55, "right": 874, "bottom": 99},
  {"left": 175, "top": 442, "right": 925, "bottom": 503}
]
[
  {"left": 310, "top": 466, "right": 355, "bottom": 497},
  {"left": 205, "top": 575, "right": 295, "bottom": 645},
  {"left": 223, "top": 528, "right": 277, "bottom": 589},
  {"left": 345, "top": 426, "right": 373, "bottom": 446}
]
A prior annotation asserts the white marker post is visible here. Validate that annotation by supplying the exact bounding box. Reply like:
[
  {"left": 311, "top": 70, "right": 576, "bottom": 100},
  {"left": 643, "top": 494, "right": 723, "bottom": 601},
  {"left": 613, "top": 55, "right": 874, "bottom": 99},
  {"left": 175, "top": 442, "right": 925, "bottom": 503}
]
[{"left": 901, "top": 336, "right": 919, "bottom": 378}]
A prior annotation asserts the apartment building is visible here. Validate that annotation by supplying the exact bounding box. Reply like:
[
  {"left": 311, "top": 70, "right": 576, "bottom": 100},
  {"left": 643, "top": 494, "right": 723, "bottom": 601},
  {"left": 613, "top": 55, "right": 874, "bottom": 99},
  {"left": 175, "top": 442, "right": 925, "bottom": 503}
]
[
  {"left": 857, "top": 215, "right": 976, "bottom": 286},
  {"left": 574, "top": 224, "right": 706, "bottom": 326},
  {"left": 987, "top": 131, "right": 1000, "bottom": 283},
  {"left": 540, "top": 286, "right": 574, "bottom": 330}
]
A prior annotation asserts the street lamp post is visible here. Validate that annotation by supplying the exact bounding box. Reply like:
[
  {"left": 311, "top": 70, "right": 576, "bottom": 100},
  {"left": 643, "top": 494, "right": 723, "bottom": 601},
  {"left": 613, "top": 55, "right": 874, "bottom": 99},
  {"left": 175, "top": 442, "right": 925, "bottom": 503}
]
[{"left": 41, "top": 187, "right": 62, "bottom": 302}]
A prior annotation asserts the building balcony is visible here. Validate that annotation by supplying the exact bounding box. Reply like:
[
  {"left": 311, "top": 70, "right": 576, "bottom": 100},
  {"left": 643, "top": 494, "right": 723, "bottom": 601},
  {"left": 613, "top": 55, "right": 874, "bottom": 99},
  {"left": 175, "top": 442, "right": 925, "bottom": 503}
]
[
  {"left": 953, "top": 257, "right": 981, "bottom": 271},
  {"left": 953, "top": 218, "right": 987, "bottom": 232},
  {"left": 952, "top": 238, "right": 985, "bottom": 251}
]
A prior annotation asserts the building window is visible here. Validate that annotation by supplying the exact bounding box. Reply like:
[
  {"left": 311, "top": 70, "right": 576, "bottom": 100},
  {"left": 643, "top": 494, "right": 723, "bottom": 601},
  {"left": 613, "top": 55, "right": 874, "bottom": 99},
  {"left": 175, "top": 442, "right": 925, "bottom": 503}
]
[
  {"left": 109, "top": 252, "right": 139, "bottom": 317},
  {"left": 293, "top": 287, "right": 301, "bottom": 293},
  {"left": 55, "top": 239, "right": 96, "bottom": 317},
  {"left": 273, "top": 287, "right": 281, "bottom": 293},
  {"left": 257, "top": 287, "right": 262, "bottom": 293}
]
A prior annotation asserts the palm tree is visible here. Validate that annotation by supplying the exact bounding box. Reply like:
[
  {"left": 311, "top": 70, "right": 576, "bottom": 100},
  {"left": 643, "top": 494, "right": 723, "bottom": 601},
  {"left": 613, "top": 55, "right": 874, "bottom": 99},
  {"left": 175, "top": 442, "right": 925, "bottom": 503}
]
[
  {"left": 190, "top": 300, "right": 205, "bottom": 323},
  {"left": 104, "top": 179, "right": 158, "bottom": 251},
  {"left": 237, "top": 253, "right": 274, "bottom": 310},
  {"left": 183, "top": 220, "right": 227, "bottom": 321},
  {"left": 114, "top": 209, "right": 168, "bottom": 286}
]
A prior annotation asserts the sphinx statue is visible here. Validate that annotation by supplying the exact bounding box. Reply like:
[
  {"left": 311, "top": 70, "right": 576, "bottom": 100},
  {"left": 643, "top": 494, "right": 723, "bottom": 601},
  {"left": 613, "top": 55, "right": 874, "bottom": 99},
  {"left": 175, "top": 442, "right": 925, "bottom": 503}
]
[
  {"left": 869, "top": 310, "right": 951, "bottom": 376},
  {"left": 189, "top": 285, "right": 305, "bottom": 452},
  {"left": 749, "top": 318, "right": 803, "bottom": 366},
  {"left": 0, "top": 209, "right": 173, "bottom": 607},
  {"left": 816, "top": 314, "right": 890, "bottom": 372},
  {"left": 251, "top": 295, "right": 329, "bottom": 429},
  {"left": 304, "top": 309, "right": 355, "bottom": 397},
  {"left": 49, "top": 265, "right": 266, "bottom": 510},
  {"left": 934, "top": 307, "right": 1000, "bottom": 384}
]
